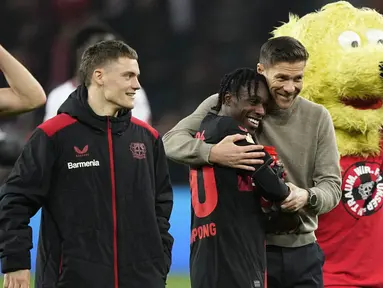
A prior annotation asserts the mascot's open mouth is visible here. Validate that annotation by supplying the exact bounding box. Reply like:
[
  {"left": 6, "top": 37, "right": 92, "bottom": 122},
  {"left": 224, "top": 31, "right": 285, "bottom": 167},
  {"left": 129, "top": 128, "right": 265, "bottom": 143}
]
[{"left": 341, "top": 97, "right": 383, "bottom": 110}]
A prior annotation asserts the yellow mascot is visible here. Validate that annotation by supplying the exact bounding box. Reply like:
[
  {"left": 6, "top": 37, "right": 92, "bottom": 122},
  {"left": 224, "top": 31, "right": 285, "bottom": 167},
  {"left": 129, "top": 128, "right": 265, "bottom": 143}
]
[{"left": 273, "top": 1, "right": 383, "bottom": 287}]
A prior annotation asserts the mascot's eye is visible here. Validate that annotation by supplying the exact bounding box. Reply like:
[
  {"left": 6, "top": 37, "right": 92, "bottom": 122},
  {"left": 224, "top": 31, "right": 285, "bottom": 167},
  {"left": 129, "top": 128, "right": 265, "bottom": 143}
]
[
  {"left": 338, "top": 31, "right": 361, "bottom": 49},
  {"left": 366, "top": 29, "right": 383, "bottom": 45}
]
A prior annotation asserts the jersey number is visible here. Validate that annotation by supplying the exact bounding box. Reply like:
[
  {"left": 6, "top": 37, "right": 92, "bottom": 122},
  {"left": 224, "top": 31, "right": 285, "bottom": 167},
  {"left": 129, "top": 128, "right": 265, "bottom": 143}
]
[{"left": 189, "top": 167, "right": 218, "bottom": 218}]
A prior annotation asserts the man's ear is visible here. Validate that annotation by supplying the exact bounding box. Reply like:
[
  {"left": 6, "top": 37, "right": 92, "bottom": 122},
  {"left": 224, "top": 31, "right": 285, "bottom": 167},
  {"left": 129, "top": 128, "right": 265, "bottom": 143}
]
[
  {"left": 257, "top": 63, "right": 264, "bottom": 74},
  {"left": 223, "top": 93, "right": 232, "bottom": 106},
  {"left": 92, "top": 68, "right": 104, "bottom": 86}
]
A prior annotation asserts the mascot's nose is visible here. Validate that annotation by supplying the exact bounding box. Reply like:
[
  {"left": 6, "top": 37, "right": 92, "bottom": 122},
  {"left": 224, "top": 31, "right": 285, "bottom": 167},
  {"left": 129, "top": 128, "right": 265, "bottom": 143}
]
[{"left": 379, "top": 62, "right": 383, "bottom": 78}]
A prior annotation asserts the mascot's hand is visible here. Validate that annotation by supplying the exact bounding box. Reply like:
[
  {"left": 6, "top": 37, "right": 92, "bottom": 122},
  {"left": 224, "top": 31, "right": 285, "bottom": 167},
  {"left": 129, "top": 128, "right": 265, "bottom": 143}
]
[{"left": 281, "top": 183, "right": 309, "bottom": 212}]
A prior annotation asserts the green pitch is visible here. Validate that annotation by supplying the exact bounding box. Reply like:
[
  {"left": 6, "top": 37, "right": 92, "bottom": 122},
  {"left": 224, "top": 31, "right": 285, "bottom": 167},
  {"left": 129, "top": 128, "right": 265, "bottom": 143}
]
[
  {"left": 167, "top": 275, "right": 190, "bottom": 287},
  {"left": 0, "top": 275, "right": 191, "bottom": 287}
]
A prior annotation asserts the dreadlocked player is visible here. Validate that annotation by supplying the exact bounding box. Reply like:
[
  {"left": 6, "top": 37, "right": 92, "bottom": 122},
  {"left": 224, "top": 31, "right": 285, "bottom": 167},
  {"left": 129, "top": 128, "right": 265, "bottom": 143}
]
[{"left": 189, "top": 68, "right": 290, "bottom": 288}]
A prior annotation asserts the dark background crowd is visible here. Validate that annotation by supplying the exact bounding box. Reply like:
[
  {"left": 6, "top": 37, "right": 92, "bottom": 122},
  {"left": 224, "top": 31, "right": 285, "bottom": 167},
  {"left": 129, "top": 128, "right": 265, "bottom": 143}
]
[{"left": 0, "top": 0, "right": 382, "bottom": 184}]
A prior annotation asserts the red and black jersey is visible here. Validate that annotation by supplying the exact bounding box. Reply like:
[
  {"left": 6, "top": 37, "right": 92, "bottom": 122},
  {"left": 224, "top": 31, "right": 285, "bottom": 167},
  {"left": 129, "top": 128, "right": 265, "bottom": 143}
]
[
  {"left": 189, "top": 113, "right": 267, "bottom": 288},
  {"left": 0, "top": 84, "right": 173, "bottom": 288}
]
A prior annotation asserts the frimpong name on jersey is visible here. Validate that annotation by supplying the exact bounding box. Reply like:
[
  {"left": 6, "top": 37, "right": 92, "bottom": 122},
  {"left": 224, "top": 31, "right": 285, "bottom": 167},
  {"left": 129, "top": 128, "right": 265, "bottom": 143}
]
[
  {"left": 342, "top": 161, "right": 383, "bottom": 218},
  {"left": 190, "top": 166, "right": 218, "bottom": 244}
]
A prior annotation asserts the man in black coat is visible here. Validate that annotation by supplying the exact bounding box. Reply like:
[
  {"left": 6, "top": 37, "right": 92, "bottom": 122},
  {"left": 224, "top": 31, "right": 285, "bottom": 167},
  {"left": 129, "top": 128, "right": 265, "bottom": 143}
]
[{"left": 0, "top": 40, "right": 174, "bottom": 288}]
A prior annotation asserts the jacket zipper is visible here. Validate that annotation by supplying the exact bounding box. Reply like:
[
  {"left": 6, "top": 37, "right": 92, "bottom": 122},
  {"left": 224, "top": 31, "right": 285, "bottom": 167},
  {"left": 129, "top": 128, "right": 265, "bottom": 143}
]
[{"left": 107, "top": 118, "right": 119, "bottom": 288}]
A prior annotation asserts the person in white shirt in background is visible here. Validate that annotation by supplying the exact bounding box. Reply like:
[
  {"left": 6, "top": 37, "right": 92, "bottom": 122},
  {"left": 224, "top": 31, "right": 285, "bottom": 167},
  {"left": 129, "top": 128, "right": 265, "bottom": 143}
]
[{"left": 44, "top": 23, "right": 152, "bottom": 123}]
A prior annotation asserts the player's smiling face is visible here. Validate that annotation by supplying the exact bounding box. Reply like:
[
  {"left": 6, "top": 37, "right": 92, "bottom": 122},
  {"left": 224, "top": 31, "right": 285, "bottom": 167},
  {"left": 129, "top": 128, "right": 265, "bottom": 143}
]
[{"left": 226, "top": 81, "right": 269, "bottom": 134}]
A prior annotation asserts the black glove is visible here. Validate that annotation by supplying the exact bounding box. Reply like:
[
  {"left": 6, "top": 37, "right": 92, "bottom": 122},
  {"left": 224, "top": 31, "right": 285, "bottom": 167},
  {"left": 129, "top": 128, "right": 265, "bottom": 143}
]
[{"left": 252, "top": 150, "right": 290, "bottom": 202}]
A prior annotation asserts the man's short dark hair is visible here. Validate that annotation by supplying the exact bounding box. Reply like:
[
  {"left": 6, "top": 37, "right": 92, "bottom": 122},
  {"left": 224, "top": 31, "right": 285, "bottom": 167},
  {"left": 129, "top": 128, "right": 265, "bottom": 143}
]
[
  {"left": 79, "top": 40, "right": 138, "bottom": 87},
  {"left": 259, "top": 36, "right": 309, "bottom": 67},
  {"left": 212, "top": 68, "right": 268, "bottom": 112}
]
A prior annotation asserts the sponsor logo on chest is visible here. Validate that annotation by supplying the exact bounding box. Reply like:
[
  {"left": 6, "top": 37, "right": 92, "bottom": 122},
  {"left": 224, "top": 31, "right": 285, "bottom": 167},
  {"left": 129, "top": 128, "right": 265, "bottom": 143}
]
[
  {"left": 67, "top": 159, "right": 100, "bottom": 170},
  {"left": 67, "top": 145, "right": 100, "bottom": 170}
]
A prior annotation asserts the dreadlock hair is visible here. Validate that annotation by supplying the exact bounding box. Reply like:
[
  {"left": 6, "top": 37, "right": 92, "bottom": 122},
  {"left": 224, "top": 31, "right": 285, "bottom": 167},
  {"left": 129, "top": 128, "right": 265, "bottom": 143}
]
[{"left": 212, "top": 68, "right": 267, "bottom": 112}]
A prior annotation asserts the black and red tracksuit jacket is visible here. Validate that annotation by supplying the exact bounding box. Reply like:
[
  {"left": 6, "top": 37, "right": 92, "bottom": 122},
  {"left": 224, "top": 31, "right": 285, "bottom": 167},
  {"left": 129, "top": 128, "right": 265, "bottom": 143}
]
[{"left": 0, "top": 84, "right": 174, "bottom": 288}]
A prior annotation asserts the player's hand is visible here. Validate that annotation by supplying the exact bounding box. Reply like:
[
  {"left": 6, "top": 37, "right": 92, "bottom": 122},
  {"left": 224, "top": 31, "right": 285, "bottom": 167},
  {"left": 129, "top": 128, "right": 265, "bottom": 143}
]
[
  {"left": 280, "top": 183, "right": 309, "bottom": 212},
  {"left": 208, "top": 134, "right": 265, "bottom": 171},
  {"left": 3, "top": 269, "right": 30, "bottom": 288}
]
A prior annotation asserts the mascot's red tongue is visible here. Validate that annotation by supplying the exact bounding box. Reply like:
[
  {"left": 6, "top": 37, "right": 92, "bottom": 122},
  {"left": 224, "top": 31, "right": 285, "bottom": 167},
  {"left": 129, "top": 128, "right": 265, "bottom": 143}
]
[{"left": 342, "top": 98, "right": 383, "bottom": 110}]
